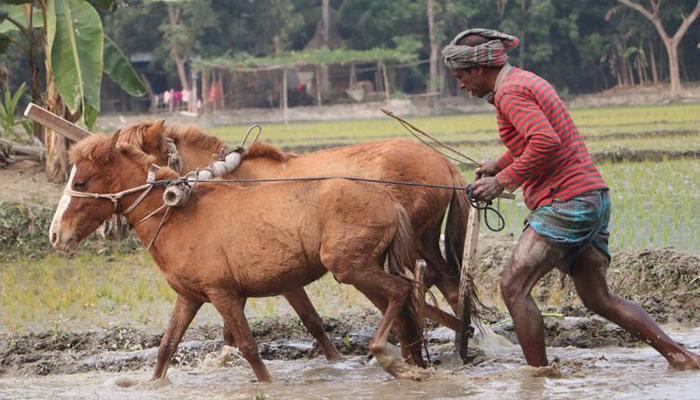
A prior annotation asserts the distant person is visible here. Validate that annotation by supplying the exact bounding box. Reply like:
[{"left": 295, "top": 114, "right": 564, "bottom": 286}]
[
  {"left": 163, "top": 89, "right": 171, "bottom": 107},
  {"left": 443, "top": 28, "right": 700, "bottom": 370}
]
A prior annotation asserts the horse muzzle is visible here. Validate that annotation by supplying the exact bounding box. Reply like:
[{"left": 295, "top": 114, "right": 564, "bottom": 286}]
[{"left": 49, "top": 226, "right": 79, "bottom": 252}]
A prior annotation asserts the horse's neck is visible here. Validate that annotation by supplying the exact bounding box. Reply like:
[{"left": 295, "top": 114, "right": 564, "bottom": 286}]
[
  {"left": 229, "top": 157, "right": 287, "bottom": 178},
  {"left": 177, "top": 144, "right": 220, "bottom": 171}
]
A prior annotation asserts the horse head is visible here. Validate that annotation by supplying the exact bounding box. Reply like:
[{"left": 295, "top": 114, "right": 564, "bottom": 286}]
[{"left": 49, "top": 132, "right": 158, "bottom": 251}]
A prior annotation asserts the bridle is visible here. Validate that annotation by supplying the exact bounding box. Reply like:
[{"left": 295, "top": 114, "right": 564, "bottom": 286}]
[{"left": 63, "top": 166, "right": 159, "bottom": 216}]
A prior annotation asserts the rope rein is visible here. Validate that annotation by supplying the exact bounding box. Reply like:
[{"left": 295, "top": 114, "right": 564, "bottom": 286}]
[
  {"left": 380, "top": 109, "right": 482, "bottom": 167},
  {"left": 69, "top": 120, "right": 510, "bottom": 252}
]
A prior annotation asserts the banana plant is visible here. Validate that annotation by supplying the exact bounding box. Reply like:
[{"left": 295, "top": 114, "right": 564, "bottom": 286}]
[
  {"left": 0, "top": 83, "right": 34, "bottom": 142},
  {"left": 1, "top": 0, "right": 147, "bottom": 180}
]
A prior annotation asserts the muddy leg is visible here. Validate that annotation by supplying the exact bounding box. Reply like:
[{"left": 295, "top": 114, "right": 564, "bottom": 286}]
[
  {"left": 361, "top": 288, "right": 425, "bottom": 367},
  {"left": 223, "top": 321, "right": 236, "bottom": 347},
  {"left": 210, "top": 293, "right": 272, "bottom": 382},
  {"left": 223, "top": 298, "right": 249, "bottom": 346},
  {"left": 283, "top": 288, "right": 342, "bottom": 361},
  {"left": 571, "top": 245, "right": 700, "bottom": 370},
  {"left": 152, "top": 295, "right": 202, "bottom": 380},
  {"left": 331, "top": 261, "right": 425, "bottom": 378},
  {"left": 500, "top": 228, "right": 568, "bottom": 367}
]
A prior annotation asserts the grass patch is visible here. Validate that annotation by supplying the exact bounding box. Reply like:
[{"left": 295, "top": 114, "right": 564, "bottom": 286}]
[{"left": 0, "top": 252, "right": 175, "bottom": 333}]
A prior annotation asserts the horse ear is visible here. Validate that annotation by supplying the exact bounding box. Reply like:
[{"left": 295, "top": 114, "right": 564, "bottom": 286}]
[
  {"left": 91, "top": 131, "right": 121, "bottom": 163},
  {"left": 111, "top": 130, "right": 121, "bottom": 148},
  {"left": 143, "top": 120, "right": 166, "bottom": 152}
]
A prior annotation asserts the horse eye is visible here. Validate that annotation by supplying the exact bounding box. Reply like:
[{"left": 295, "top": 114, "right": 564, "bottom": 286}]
[{"left": 75, "top": 181, "right": 87, "bottom": 191}]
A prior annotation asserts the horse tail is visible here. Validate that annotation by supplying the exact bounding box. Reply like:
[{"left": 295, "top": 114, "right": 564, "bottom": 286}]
[
  {"left": 444, "top": 167, "right": 468, "bottom": 280},
  {"left": 386, "top": 205, "right": 424, "bottom": 338},
  {"left": 444, "top": 166, "right": 482, "bottom": 320}
]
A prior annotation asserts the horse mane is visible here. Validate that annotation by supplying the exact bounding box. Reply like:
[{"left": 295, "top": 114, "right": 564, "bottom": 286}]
[
  {"left": 244, "top": 142, "right": 296, "bottom": 163},
  {"left": 71, "top": 133, "right": 158, "bottom": 169},
  {"left": 118, "top": 121, "right": 168, "bottom": 155},
  {"left": 70, "top": 134, "right": 113, "bottom": 164},
  {"left": 166, "top": 124, "right": 225, "bottom": 154}
]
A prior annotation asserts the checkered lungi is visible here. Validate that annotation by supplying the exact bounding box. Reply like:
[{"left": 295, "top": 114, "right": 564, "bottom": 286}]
[{"left": 525, "top": 189, "right": 611, "bottom": 273}]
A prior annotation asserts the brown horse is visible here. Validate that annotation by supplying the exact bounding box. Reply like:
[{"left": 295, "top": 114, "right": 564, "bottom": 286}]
[
  {"left": 49, "top": 133, "right": 427, "bottom": 382},
  {"left": 113, "top": 121, "right": 340, "bottom": 361},
  {"left": 119, "top": 121, "right": 470, "bottom": 315}
]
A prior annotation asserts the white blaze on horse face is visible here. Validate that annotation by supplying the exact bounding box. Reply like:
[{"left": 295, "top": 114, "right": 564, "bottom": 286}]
[{"left": 49, "top": 165, "right": 77, "bottom": 249}]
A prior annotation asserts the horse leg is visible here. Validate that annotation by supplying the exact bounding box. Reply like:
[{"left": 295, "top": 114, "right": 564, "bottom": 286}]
[
  {"left": 420, "top": 226, "right": 460, "bottom": 314},
  {"left": 152, "top": 295, "right": 202, "bottom": 381},
  {"left": 223, "top": 321, "right": 236, "bottom": 347},
  {"left": 331, "top": 263, "right": 424, "bottom": 379},
  {"left": 283, "top": 288, "right": 342, "bottom": 361},
  {"left": 356, "top": 285, "right": 424, "bottom": 366},
  {"left": 210, "top": 293, "right": 272, "bottom": 382},
  {"left": 223, "top": 297, "right": 248, "bottom": 346}
]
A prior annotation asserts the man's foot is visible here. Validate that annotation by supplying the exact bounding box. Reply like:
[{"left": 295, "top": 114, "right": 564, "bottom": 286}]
[{"left": 668, "top": 350, "right": 700, "bottom": 370}]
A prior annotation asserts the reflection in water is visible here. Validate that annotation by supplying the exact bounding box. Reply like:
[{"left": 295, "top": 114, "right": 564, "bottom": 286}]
[{"left": 1, "top": 327, "right": 698, "bottom": 400}]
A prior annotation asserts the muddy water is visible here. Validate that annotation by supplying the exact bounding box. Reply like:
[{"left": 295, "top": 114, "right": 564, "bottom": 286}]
[{"left": 1, "top": 325, "right": 698, "bottom": 400}]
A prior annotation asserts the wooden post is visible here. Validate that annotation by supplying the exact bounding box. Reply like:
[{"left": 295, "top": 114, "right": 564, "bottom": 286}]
[
  {"left": 455, "top": 201, "right": 480, "bottom": 363},
  {"left": 219, "top": 71, "right": 226, "bottom": 110},
  {"left": 190, "top": 71, "right": 197, "bottom": 113},
  {"left": 381, "top": 62, "right": 391, "bottom": 103},
  {"left": 282, "top": 68, "right": 289, "bottom": 124},
  {"left": 202, "top": 68, "right": 209, "bottom": 114},
  {"left": 315, "top": 65, "right": 323, "bottom": 107},
  {"left": 349, "top": 63, "right": 356, "bottom": 87}
]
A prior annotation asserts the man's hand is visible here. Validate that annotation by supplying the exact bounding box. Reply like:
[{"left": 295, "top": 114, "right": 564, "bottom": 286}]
[
  {"left": 475, "top": 159, "right": 501, "bottom": 179},
  {"left": 470, "top": 176, "right": 504, "bottom": 202}
]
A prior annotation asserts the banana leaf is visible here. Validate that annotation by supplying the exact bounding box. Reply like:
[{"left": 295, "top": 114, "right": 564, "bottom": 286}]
[
  {"left": 48, "top": 0, "right": 104, "bottom": 113},
  {"left": 104, "top": 35, "right": 147, "bottom": 97}
]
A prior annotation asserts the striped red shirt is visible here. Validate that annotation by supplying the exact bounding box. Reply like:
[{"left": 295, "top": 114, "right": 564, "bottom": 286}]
[{"left": 494, "top": 67, "right": 607, "bottom": 210}]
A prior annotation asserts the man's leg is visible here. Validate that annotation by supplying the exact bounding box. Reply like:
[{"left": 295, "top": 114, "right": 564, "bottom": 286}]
[
  {"left": 570, "top": 245, "right": 700, "bottom": 370},
  {"left": 501, "top": 227, "right": 569, "bottom": 367}
]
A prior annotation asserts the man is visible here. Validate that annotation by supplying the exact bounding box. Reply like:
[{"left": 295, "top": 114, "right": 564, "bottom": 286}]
[{"left": 443, "top": 28, "right": 700, "bottom": 369}]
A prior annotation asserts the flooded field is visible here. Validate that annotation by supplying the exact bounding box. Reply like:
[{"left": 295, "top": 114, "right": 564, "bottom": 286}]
[{"left": 1, "top": 325, "right": 698, "bottom": 400}]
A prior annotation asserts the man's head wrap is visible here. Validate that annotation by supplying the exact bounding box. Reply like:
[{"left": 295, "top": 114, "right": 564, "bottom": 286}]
[{"left": 442, "top": 28, "right": 519, "bottom": 69}]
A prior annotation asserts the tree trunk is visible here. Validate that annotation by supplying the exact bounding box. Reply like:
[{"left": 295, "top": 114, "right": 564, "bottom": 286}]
[
  {"left": 167, "top": 4, "right": 189, "bottom": 92},
  {"left": 26, "top": 5, "right": 43, "bottom": 141},
  {"left": 140, "top": 73, "right": 156, "bottom": 113},
  {"left": 44, "top": 77, "right": 69, "bottom": 182},
  {"left": 616, "top": 0, "right": 700, "bottom": 99},
  {"left": 320, "top": 0, "right": 331, "bottom": 93},
  {"left": 648, "top": 37, "right": 659, "bottom": 83},
  {"left": 427, "top": 0, "right": 438, "bottom": 108},
  {"left": 174, "top": 57, "right": 190, "bottom": 93},
  {"left": 519, "top": 0, "right": 527, "bottom": 69},
  {"left": 665, "top": 41, "right": 681, "bottom": 97}
]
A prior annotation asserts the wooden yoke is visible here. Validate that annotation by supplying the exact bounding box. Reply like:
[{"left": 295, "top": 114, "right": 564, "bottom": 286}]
[{"left": 24, "top": 103, "right": 92, "bottom": 142}]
